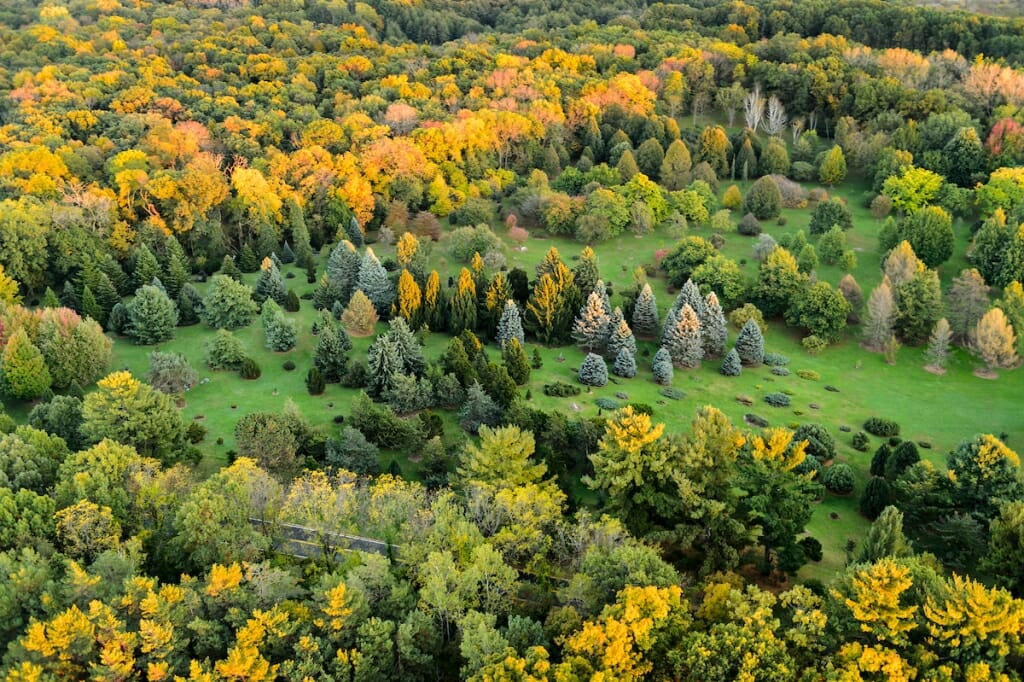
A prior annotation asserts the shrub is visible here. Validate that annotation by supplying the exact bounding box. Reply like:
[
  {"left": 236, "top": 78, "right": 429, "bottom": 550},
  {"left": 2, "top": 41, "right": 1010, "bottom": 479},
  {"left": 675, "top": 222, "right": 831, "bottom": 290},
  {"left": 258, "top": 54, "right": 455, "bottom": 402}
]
[
  {"left": 186, "top": 422, "right": 207, "bottom": 444},
  {"left": 737, "top": 212, "right": 762, "bottom": 236},
  {"left": 863, "top": 417, "right": 900, "bottom": 437},
  {"left": 448, "top": 224, "right": 503, "bottom": 263},
  {"left": 147, "top": 351, "right": 198, "bottom": 394},
  {"left": 306, "top": 367, "right": 325, "bottom": 395},
  {"left": 744, "top": 413, "right": 769, "bottom": 428},
  {"left": 790, "top": 161, "right": 816, "bottom": 182},
  {"left": 720, "top": 348, "right": 742, "bottom": 376},
  {"left": 823, "top": 463, "right": 856, "bottom": 494},
  {"left": 659, "top": 387, "right": 686, "bottom": 400},
  {"left": 799, "top": 536, "right": 823, "bottom": 562},
  {"left": 595, "top": 397, "right": 620, "bottom": 410},
  {"left": 796, "top": 369, "right": 820, "bottom": 381},
  {"left": 794, "top": 454, "right": 821, "bottom": 479},
  {"left": 771, "top": 367, "right": 790, "bottom": 376},
  {"left": 852, "top": 431, "right": 870, "bottom": 451},
  {"left": 860, "top": 477, "right": 892, "bottom": 520},
  {"left": 770, "top": 175, "right": 809, "bottom": 208},
  {"left": 729, "top": 304, "right": 767, "bottom": 332},
  {"left": 742, "top": 176, "right": 783, "bottom": 220},
  {"left": 763, "top": 352, "right": 789, "bottom": 366},
  {"left": 239, "top": 358, "right": 261, "bottom": 380},
  {"left": 283, "top": 360, "right": 296, "bottom": 371},
  {"left": 543, "top": 382, "right": 581, "bottom": 397},
  {"left": 764, "top": 392, "right": 791, "bottom": 407},
  {"left": 578, "top": 353, "right": 608, "bottom": 387},
  {"left": 629, "top": 402, "right": 653, "bottom": 416},
  {"left": 918, "top": 440, "right": 932, "bottom": 449},
  {"left": 802, "top": 335, "right": 828, "bottom": 354},
  {"left": 793, "top": 423, "right": 836, "bottom": 463}
]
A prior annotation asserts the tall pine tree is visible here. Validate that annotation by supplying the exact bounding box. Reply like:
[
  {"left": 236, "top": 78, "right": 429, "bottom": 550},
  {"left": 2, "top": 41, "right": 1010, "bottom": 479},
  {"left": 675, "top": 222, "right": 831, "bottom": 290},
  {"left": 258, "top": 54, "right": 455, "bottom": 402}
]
[
  {"left": 700, "top": 291, "right": 728, "bottom": 358},
  {"left": 357, "top": 247, "right": 394, "bottom": 317}
]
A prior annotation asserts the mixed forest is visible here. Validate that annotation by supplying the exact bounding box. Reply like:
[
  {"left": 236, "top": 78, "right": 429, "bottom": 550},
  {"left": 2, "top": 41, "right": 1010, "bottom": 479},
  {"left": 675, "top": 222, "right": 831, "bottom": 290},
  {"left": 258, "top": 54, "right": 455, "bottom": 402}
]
[{"left": 0, "top": 0, "right": 1023, "bottom": 679}]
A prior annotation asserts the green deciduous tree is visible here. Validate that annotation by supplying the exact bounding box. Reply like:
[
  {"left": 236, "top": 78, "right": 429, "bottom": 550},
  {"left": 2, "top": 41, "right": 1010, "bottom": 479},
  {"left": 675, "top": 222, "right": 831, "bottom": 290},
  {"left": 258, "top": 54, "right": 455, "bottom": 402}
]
[
  {"left": 742, "top": 176, "right": 782, "bottom": 220},
  {"left": 785, "top": 281, "right": 851, "bottom": 343},
  {"left": 0, "top": 329, "right": 51, "bottom": 400},
  {"left": 818, "top": 145, "right": 847, "bottom": 186},
  {"left": 900, "top": 205, "right": 955, "bottom": 268}
]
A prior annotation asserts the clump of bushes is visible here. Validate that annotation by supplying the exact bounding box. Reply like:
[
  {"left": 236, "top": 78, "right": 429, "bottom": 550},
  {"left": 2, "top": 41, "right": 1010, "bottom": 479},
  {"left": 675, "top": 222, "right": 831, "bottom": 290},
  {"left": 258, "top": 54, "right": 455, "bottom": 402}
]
[
  {"left": 771, "top": 367, "right": 790, "bottom": 376},
  {"left": 544, "top": 382, "right": 581, "bottom": 397},
  {"left": 864, "top": 417, "right": 900, "bottom": 437},
  {"left": 660, "top": 387, "right": 686, "bottom": 400},
  {"left": 744, "top": 413, "right": 769, "bottom": 428},
  {"left": 764, "top": 392, "right": 791, "bottom": 407},
  {"left": 796, "top": 369, "right": 820, "bottom": 381},
  {"left": 282, "top": 360, "right": 296, "bottom": 371},
  {"left": 851, "top": 431, "right": 870, "bottom": 451},
  {"left": 595, "top": 397, "right": 620, "bottom": 410},
  {"left": 763, "top": 352, "right": 789, "bottom": 366},
  {"left": 823, "top": 463, "right": 856, "bottom": 495},
  {"left": 629, "top": 403, "right": 653, "bottom": 416},
  {"left": 239, "top": 358, "right": 261, "bottom": 380}
]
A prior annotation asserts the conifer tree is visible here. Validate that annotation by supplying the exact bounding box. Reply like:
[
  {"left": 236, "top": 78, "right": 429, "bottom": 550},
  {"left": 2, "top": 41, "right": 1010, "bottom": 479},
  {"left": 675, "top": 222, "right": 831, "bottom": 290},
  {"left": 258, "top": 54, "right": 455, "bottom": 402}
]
[
  {"left": 61, "top": 281, "right": 80, "bottom": 312},
  {"left": 864, "top": 278, "right": 898, "bottom": 352},
  {"left": 973, "top": 308, "right": 1019, "bottom": 371},
  {"left": 573, "top": 246, "right": 600, "bottom": 298},
  {"left": 327, "top": 240, "right": 362, "bottom": 306},
  {"left": 280, "top": 240, "right": 295, "bottom": 264},
  {"left": 525, "top": 273, "right": 565, "bottom": 344},
  {"left": 483, "top": 272, "right": 513, "bottom": 338},
  {"left": 857, "top": 506, "right": 913, "bottom": 563},
  {"left": 612, "top": 347, "right": 637, "bottom": 378},
  {"left": 107, "top": 302, "right": 130, "bottom": 334},
  {"left": 41, "top": 287, "right": 60, "bottom": 308},
  {"left": 839, "top": 274, "right": 864, "bottom": 323},
  {"left": 395, "top": 269, "right": 422, "bottom": 325},
  {"left": 357, "top": 247, "right": 394, "bottom": 316},
  {"left": 631, "top": 283, "right": 659, "bottom": 339},
  {"left": 342, "top": 290, "right": 379, "bottom": 337},
  {"left": 449, "top": 267, "right": 478, "bottom": 335},
  {"left": 164, "top": 240, "right": 191, "bottom": 300},
  {"left": 531, "top": 348, "right": 543, "bottom": 369},
  {"left": 672, "top": 279, "right": 705, "bottom": 318},
  {"left": 80, "top": 285, "right": 103, "bottom": 326},
  {"left": 459, "top": 381, "right": 501, "bottom": 434},
  {"left": 652, "top": 347, "right": 674, "bottom": 385},
  {"left": 578, "top": 352, "right": 609, "bottom": 387},
  {"left": 895, "top": 268, "right": 943, "bottom": 345},
  {"left": 884, "top": 241, "right": 923, "bottom": 289},
  {"left": 237, "top": 243, "right": 259, "bottom": 272},
  {"left": 367, "top": 334, "right": 402, "bottom": 398},
  {"left": 616, "top": 149, "right": 640, "bottom": 182},
  {"left": 346, "top": 215, "right": 364, "bottom": 247},
  {"left": 502, "top": 338, "right": 531, "bottom": 385},
  {"left": 255, "top": 222, "right": 279, "bottom": 259},
  {"left": 396, "top": 232, "right": 421, "bottom": 272},
  {"left": 314, "top": 314, "right": 350, "bottom": 383},
  {"left": 661, "top": 138, "right": 692, "bottom": 190},
  {"left": 289, "top": 201, "right": 316, "bottom": 269},
  {"left": 606, "top": 317, "right": 637, "bottom": 360},
  {"left": 423, "top": 270, "right": 446, "bottom": 332},
  {"left": 664, "top": 304, "right": 703, "bottom": 368},
  {"left": 735, "top": 318, "right": 765, "bottom": 366},
  {"left": 133, "top": 244, "right": 162, "bottom": 288},
  {"left": 0, "top": 328, "right": 51, "bottom": 400},
  {"left": 720, "top": 348, "right": 742, "bottom": 376},
  {"left": 306, "top": 366, "right": 325, "bottom": 395},
  {"left": 925, "top": 318, "right": 952, "bottom": 371},
  {"left": 700, "top": 291, "right": 728, "bottom": 358},
  {"left": 219, "top": 254, "right": 242, "bottom": 281},
  {"left": 254, "top": 257, "right": 287, "bottom": 305},
  {"left": 387, "top": 316, "right": 426, "bottom": 376},
  {"left": 572, "top": 290, "right": 611, "bottom": 353},
  {"left": 128, "top": 285, "right": 179, "bottom": 345},
  {"left": 313, "top": 274, "right": 343, "bottom": 312},
  {"left": 996, "top": 281, "right": 1024, "bottom": 351},
  {"left": 947, "top": 268, "right": 990, "bottom": 344},
  {"left": 593, "top": 279, "right": 612, "bottom": 316},
  {"left": 261, "top": 300, "right": 297, "bottom": 352},
  {"left": 496, "top": 300, "right": 525, "bottom": 347}
]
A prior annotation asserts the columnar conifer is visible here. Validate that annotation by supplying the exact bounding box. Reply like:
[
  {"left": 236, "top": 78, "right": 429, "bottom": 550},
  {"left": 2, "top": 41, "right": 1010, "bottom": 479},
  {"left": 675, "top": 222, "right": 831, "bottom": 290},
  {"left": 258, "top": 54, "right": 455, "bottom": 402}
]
[{"left": 700, "top": 291, "right": 728, "bottom": 358}]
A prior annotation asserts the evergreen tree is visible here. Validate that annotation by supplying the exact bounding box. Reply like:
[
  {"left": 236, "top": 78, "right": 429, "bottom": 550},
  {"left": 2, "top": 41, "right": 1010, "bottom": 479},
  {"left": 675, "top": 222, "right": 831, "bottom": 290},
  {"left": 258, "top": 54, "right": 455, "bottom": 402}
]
[
  {"left": 255, "top": 222, "right": 279, "bottom": 259},
  {"left": 61, "top": 281, "right": 80, "bottom": 312},
  {"left": 284, "top": 290, "right": 300, "bottom": 312},
  {"left": 482, "top": 272, "right": 513, "bottom": 338},
  {"left": 367, "top": 334, "right": 402, "bottom": 397},
  {"left": 996, "top": 281, "right": 1024, "bottom": 350},
  {"left": 720, "top": 347, "right": 742, "bottom": 376},
  {"left": 133, "top": 243, "right": 162, "bottom": 288},
  {"left": 280, "top": 241, "right": 295, "bottom": 264},
  {"left": 578, "top": 352, "right": 609, "bottom": 387},
  {"left": 860, "top": 476, "right": 893, "bottom": 520},
  {"left": 107, "top": 302, "right": 130, "bottom": 335},
  {"left": 346, "top": 216, "right": 364, "bottom": 247},
  {"left": 326, "top": 426, "right": 380, "bottom": 474},
  {"left": 218, "top": 254, "right": 242, "bottom": 281},
  {"left": 496, "top": 300, "right": 525, "bottom": 347},
  {"left": 261, "top": 301, "right": 297, "bottom": 352},
  {"left": 327, "top": 240, "right": 362, "bottom": 306},
  {"left": 254, "top": 257, "right": 288, "bottom": 305},
  {"left": 80, "top": 285, "right": 104, "bottom": 326},
  {"left": 342, "top": 290, "right": 379, "bottom": 337},
  {"left": 819, "top": 145, "right": 847, "bottom": 185},
  {"left": 423, "top": 270, "right": 446, "bottom": 332},
  {"left": 314, "top": 314, "right": 351, "bottom": 383},
  {"left": 40, "top": 287, "right": 60, "bottom": 308},
  {"left": 857, "top": 506, "right": 913, "bottom": 563},
  {"left": 314, "top": 274, "right": 343, "bottom": 312},
  {"left": 387, "top": 316, "right": 426, "bottom": 376},
  {"left": 306, "top": 367, "right": 325, "bottom": 395},
  {"left": 700, "top": 291, "right": 728, "bottom": 358},
  {"left": 606, "top": 317, "right": 636, "bottom": 360},
  {"left": 127, "top": 285, "right": 179, "bottom": 345},
  {"left": 925, "top": 318, "right": 952, "bottom": 371},
  {"left": 870, "top": 444, "right": 891, "bottom": 477},
  {"left": 238, "top": 243, "right": 259, "bottom": 272},
  {"left": 755, "top": 247, "right": 806, "bottom": 317},
  {"left": 502, "top": 338, "right": 531, "bottom": 385},
  {"left": 531, "top": 348, "right": 543, "bottom": 369},
  {"left": 0, "top": 329, "right": 51, "bottom": 400},
  {"left": 357, "top": 247, "right": 394, "bottom": 316},
  {"left": 661, "top": 138, "right": 692, "bottom": 190},
  {"left": 288, "top": 200, "right": 316, "bottom": 269},
  {"left": 164, "top": 240, "right": 191, "bottom": 301},
  {"left": 652, "top": 347, "right": 674, "bottom": 385},
  {"left": 797, "top": 244, "right": 819, "bottom": 274},
  {"left": 672, "top": 278, "right": 705, "bottom": 318},
  {"left": 616, "top": 149, "right": 640, "bottom": 182},
  {"left": 448, "top": 267, "right": 478, "bottom": 335},
  {"left": 735, "top": 318, "right": 765, "bottom": 366},
  {"left": 742, "top": 176, "right": 782, "bottom": 220},
  {"left": 202, "top": 275, "right": 258, "bottom": 330},
  {"left": 395, "top": 269, "right": 422, "bottom": 326},
  {"left": 612, "top": 347, "right": 637, "bottom": 378},
  {"left": 895, "top": 269, "right": 943, "bottom": 345},
  {"left": 631, "top": 283, "right": 659, "bottom": 338},
  {"left": 863, "top": 278, "right": 898, "bottom": 352},
  {"left": 572, "top": 290, "right": 611, "bottom": 354},
  {"left": 972, "top": 307, "right": 1019, "bottom": 371},
  {"left": 573, "top": 246, "right": 600, "bottom": 298},
  {"left": 459, "top": 381, "right": 501, "bottom": 434},
  {"left": 177, "top": 284, "right": 203, "bottom": 326},
  {"left": 663, "top": 303, "right": 703, "bottom": 368}
]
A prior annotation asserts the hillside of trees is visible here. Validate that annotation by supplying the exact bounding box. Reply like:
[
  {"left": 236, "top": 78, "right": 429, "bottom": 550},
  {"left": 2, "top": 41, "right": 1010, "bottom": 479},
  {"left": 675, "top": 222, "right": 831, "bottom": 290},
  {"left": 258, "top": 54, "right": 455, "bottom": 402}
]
[{"left": 0, "top": 0, "right": 1022, "bottom": 679}]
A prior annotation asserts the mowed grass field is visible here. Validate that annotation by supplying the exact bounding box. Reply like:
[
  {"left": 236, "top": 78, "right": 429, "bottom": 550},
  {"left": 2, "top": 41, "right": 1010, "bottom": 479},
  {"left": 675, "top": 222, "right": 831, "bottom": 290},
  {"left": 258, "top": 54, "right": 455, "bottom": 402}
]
[{"left": 6, "top": 175, "right": 1020, "bottom": 581}]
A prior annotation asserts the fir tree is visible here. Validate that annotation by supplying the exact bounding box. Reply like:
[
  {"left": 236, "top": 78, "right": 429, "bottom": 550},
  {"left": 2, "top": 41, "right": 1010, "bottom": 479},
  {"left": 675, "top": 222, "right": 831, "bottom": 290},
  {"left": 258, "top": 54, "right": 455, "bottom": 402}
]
[
  {"left": 314, "top": 315, "right": 350, "bottom": 383},
  {"left": 459, "top": 381, "right": 501, "bottom": 434},
  {"left": 631, "top": 283, "right": 659, "bottom": 338},
  {"left": 502, "top": 338, "right": 531, "bottom": 385},
  {"left": 578, "top": 352, "right": 609, "bottom": 387},
  {"left": 284, "top": 290, "right": 300, "bottom": 312},
  {"left": 107, "top": 302, "right": 130, "bottom": 335},
  {"left": 237, "top": 243, "right": 260, "bottom": 272},
  {"left": 573, "top": 246, "right": 600, "bottom": 298},
  {"left": 261, "top": 301, "right": 297, "bottom": 352},
  {"left": 254, "top": 257, "right": 287, "bottom": 305},
  {"left": 366, "top": 334, "right": 401, "bottom": 397},
  {"left": 133, "top": 243, "right": 162, "bottom": 288},
  {"left": 652, "top": 347, "right": 674, "bottom": 385},
  {"left": 219, "top": 254, "right": 242, "bottom": 281},
  {"left": 41, "top": 287, "right": 60, "bottom": 308},
  {"left": 925, "top": 318, "right": 952, "bottom": 371},
  {"left": 700, "top": 291, "right": 728, "bottom": 358},
  {"left": 664, "top": 304, "right": 703, "bottom": 368},
  {"left": 327, "top": 240, "right": 361, "bottom": 306},
  {"left": 288, "top": 200, "right": 316, "bottom": 269},
  {"left": 61, "top": 281, "right": 80, "bottom": 312},
  {"left": 357, "top": 247, "right": 394, "bottom": 316},
  {"left": 81, "top": 285, "right": 104, "bottom": 326},
  {"left": 531, "top": 348, "right": 543, "bottom": 369},
  {"left": 448, "top": 268, "right": 478, "bottom": 335},
  {"left": 387, "top": 316, "right": 426, "bottom": 376},
  {"left": 612, "top": 347, "right": 637, "bottom": 378},
  {"left": 127, "top": 285, "right": 179, "bottom": 345},
  {"left": 306, "top": 367, "right": 325, "bottom": 395},
  {"left": 256, "top": 222, "right": 279, "bottom": 259},
  {"left": 572, "top": 290, "right": 611, "bottom": 353},
  {"left": 164, "top": 240, "right": 191, "bottom": 300},
  {"left": 280, "top": 241, "right": 295, "bottom": 264},
  {"left": 346, "top": 215, "right": 364, "bottom": 247},
  {"left": 735, "top": 318, "right": 765, "bottom": 366},
  {"left": 606, "top": 317, "right": 637, "bottom": 360},
  {"left": 496, "top": 300, "right": 525, "bottom": 347},
  {"left": 720, "top": 347, "right": 742, "bottom": 376},
  {"left": 177, "top": 284, "right": 203, "bottom": 327}
]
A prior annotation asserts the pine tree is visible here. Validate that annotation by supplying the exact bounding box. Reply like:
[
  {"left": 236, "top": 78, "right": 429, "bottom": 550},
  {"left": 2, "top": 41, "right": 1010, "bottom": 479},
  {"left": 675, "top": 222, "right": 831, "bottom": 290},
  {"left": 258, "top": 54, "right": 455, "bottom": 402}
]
[
  {"left": 314, "top": 314, "right": 350, "bottom": 383},
  {"left": 735, "top": 318, "right": 765, "bottom": 366},
  {"left": 652, "top": 347, "right": 674, "bottom": 385},
  {"left": 448, "top": 267, "right": 478, "bottom": 335},
  {"left": 306, "top": 367, "right": 326, "bottom": 395},
  {"left": 423, "top": 270, "right": 446, "bottom": 332},
  {"left": 502, "top": 338, "right": 531, "bottom": 385},
  {"left": 395, "top": 269, "right": 422, "bottom": 325},
  {"left": 367, "top": 334, "right": 402, "bottom": 397},
  {"left": 857, "top": 506, "right": 913, "bottom": 563},
  {"left": 573, "top": 246, "right": 600, "bottom": 297},
  {"left": 631, "top": 283, "right": 659, "bottom": 339},
  {"left": 41, "top": 287, "right": 60, "bottom": 308},
  {"left": 357, "top": 247, "right": 394, "bottom": 316},
  {"left": 925, "top": 318, "right": 952, "bottom": 371},
  {"left": 864, "top": 278, "right": 898, "bottom": 352},
  {"left": 289, "top": 200, "right": 316, "bottom": 269},
  {"left": 387, "top": 316, "right": 426, "bottom": 376},
  {"left": 496, "top": 300, "right": 525, "bottom": 347},
  {"left": 254, "top": 257, "right": 288, "bottom": 305},
  {"left": 572, "top": 290, "right": 611, "bottom": 353},
  {"left": 219, "top": 254, "right": 242, "bottom": 281},
  {"left": 342, "top": 290, "right": 379, "bottom": 337},
  {"left": 133, "top": 244, "right": 162, "bottom": 288},
  {"left": 127, "top": 284, "right": 179, "bottom": 345},
  {"left": 606, "top": 317, "right": 636, "bottom": 360},
  {"left": 578, "top": 352, "right": 609, "bottom": 387},
  {"left": 664, "top": 304, "right": 703, "bottom": 368},
  {"left": 700, "top": 291, "right": 728, "bottom": 358},
  {"left": 612, "top": 347, "right": 637, "bottom": 378},
  {"left": 237, "top": 243, "right": 259, "bottom": 272},
  {"left": 80, "top": 285, "right": 104, "bottom": 326},
  {"left": 0, "top": 328, "right": 51, "bottom": 400},
  {"left": 972, "top": 307, "right": 1019, "bottom": 371},
  {"left": 327, "top": 240, "right": 362, "bottom": 306},
  {"left": 720, "top": 347, "right": 742, "bottom": 376}
]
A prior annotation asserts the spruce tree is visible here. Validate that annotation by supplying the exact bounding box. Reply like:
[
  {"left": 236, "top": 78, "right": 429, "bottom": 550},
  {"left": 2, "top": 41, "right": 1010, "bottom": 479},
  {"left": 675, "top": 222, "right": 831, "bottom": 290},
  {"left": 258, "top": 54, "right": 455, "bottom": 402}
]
[
  {"left": 720, "top": 348, "right": 742, "bottom": 376},
  {"left": 606, "top": 317, "right": 637, "bottom": 360},
  {"left": 41, "top": 287, "right": 60, "bottom": 308},
  {"left": 672, "top": 278, "right": 705, "bottom": 318},
  {"left": 254, "top": 257, "right": 288, "bottom": 305},
  {"left": 127, "top": 285, "right": 179, "bottom": 345},
  {"left": 652, "top": 347, "right": 674, "bottom": 385},
  {"left": 387, "top": 316, "right": 426, "bottom": 376},
  {"left": 664, "top": 304, "right": 703, "bottom": 368},
  {"left": 288, "top": 200, "right": 316, "bottom": 269},
  {"left": 612, "top": 347, "right": 637, "bottom": 378},
  {"left": 448, "top": 267, "right": 478, "bottom": 335},
  {"left": 238, "top": 243, "right": 260, "bottom": 272},
  {"left": 660, "top": 307, "right": 679, "bottom": 347},
  {"left": 280, "top": 241, "right": 295, "bottom": 264},
  {"left": 357, "top": 247, "right": 394, "bottom": 317},
  {"left": 99, "top": 254, "right": 130, "bottom": 295},
  {"left": 531, "top": 348, "right": 543, "bottom": 369},
  {"left": 81, "top": 285, "right": 104, "bottom": 326},
  {"left": 631, "top": 283, "right": 659, "bottom": 338},
  {"left": 573, "top": 246, "right": 600, "bottom": 298},
  {"left": 314, "top": 314, "right": 351, "bottom": 383},
  {"left": 572, "top": 290, "right": 611, "bottom": 353},
  {"left": 925, "top": 318, "right": 952, "bottom": 371},
  {"left": 496, "top": 300, "right": 525, "bottom": 347},
  {"left": 327, "top": 240, "right": 361, "bottom": 306},
  {"left": 459, "top": 381, "right": 501, "bottom": 434},
  {"left": 107, "top": 302, "right": 130, "bottom": 335},
  {"left": 700, "top": 291, "right": 728, "bottom": 358},
  {"left": 133, "top": 243, "right": 162, "bottom": 288},
  {"left": 366, "top": 334, "right": 401, "bottom": 397},
  {"left": 261, "top": 300, "right": 297, "bottom": 352},
  {"left": 306, "top": 367, "right": 325, "bottom": 395},
  {"left": 314, "top": 275, "right": 343, "bottom": 312},
  {"left": 735, "top": 318, "right": 765, "bottom": 366},
  {"left": 502, "top": 338, "right": 531, "bottom": 385},
  {"left": 578, "top": 352, "right": 609, "bottom": 387},
  {"left": 346, "top": 216, "right": 364, "bottom": 247},
  {"left": 61, "top": 281, "right": 80, "bottom": 312},
  {"left": 164, "top": 240, "right": 191, "bottom": 300},
  {"left": 219, "top": 254, "right": 242, "bottom": 281}
]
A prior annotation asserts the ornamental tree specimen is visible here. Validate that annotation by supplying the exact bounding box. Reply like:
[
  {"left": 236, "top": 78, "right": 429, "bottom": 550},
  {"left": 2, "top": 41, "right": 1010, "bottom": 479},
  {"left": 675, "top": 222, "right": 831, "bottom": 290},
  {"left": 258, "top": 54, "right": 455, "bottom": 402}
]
[
  {"left": 864, "top": 278, "right": 898, "bottom": 351},
  {"left": 900, "top": 205, "right": 955, "bottom": 268},
  {"left": 367, "top": 334, "right": 402, "bottom": 398},
  {"left": 326, "top": 240, "right": 362, "bottom": 306},
  {"left": 0, "top": 329, "right": 51, "bottom": 400},
  {"left": 578, "top": 353, "right": 609, "bottom": 387},
  {"left": 808, "top": 198, "right": 853, "bottom": 235},
  {"left": 947, "top": 269, "right": 990, "bottom": 344},
  {"left": 146, "top": 351, "right": 198, "bottom": 395},
  {"left": 501, "top": 338, "right": 531, "bottom": 385},
  {"left": 254, "top": 257, "right": 288, "bottom": 305},
  {"left": 895, "top": 269, "right": 943, "bottom": 345},
  {"left": 735, "top": 318, "right": 765, "bottom": 366},
  {"left": 742, "top": 176, "right": 782, "bottom": 220},
  {"left": 785, "top": 281, "right": 851, "bottom": 343},
  {"left": 606, "top": 317, "right": 637, "bottom": 361},
  {"left": 972, "top": 308, "right": 1019, "bottom": 371},
  {"left": 127, "top": 284, "right": 179, "bottom": 345},
  {"left": 261, "top": 300, "right": 297, "bottom": 352},
  {"left": 720, "top": 348, "right": 742, "bottom": 376},
  {"left": 612, "top": 347, "right": 637, "bottom": 378},
  {"left": 818, "top": 145, "right": 847, "bottom": 185},
  {"left": 203, "top": 274, "right": 258, "bottom": 330},
  {"left": 652, "top": 347, "right": 674, "bottom": 385},
  {"left": 700, "top": 291, "right": 728, "bottom": 358},
  {"left": 357, "top": 247, "right": 394, "bottom": 317},
  {"left": 925, "top": 318, "right": 953, "bottom": 371},
  {"left": 386, "top": 316, "right": 426, "bottom": 376},
  {"left": 573, "top": 290, "right": 612, "bottom": 354},
  {"left": 631, "top": 283, "right": 659, "bottom": 338},
  {"left": 495, "top": 300, "right": 525, "bottom": 347},
  {"left": 204, "top": 328, "right": 246, "bottom": 369},
  {"left": 448, "top": 268, "right": 478, "bottom": 335},
  {"left": 342, "top": 290, "right": 379, "bottom": 337},
  {"left": 314, "top": 314, "right": 351, "bottom": 383},
  {"left": 395, "top": 269, "right": 422, "bottom": 325},
  {"left": 664, "top": 304, "right": 703, "bottom": 368},
  {"left": 755, "top": 247, "right": 806, "bottom": 317}
]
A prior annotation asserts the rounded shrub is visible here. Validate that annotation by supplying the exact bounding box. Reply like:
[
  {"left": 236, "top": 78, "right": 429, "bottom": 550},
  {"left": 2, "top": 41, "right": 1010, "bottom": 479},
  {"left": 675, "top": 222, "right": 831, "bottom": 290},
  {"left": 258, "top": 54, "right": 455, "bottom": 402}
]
[
  {"left": 799, "top": 536, "right": 823, "bottom": 562},
  {"left": 851, "top": 431, "right": 870, "bottom": 451},
  {"left": 823, "top": 463, "right": 855, "bottom": 494},
  {"left": 282, "top": 360, "right": 296, "bottom": 371},
  {"left": 864, "top": 417, "right": 900, "bottom": 437},
  {"left": 763, "top": 352, "right": 789, "bottom": 366},
  {"left": 737, "top": 212, "right": 762, "bottom": 236},
  {"left": 793, "top": 424, "right": 836, "bottom": 463},
  {"left": 764, "top": 392, "right": 791, "bottom": 407},
  {"left": 306, "top": 367, "right": 326, "bottom": 395},
  {"left": 239, "top": 358, "right": 261, "bottom": 380}
]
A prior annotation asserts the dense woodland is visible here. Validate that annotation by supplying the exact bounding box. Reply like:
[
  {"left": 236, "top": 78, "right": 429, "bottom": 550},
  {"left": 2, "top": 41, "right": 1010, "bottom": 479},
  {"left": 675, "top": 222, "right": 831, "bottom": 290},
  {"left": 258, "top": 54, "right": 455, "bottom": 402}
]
[{"left": 0, "top": 0, "right": 1023, "bottom": 679}]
